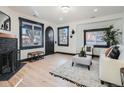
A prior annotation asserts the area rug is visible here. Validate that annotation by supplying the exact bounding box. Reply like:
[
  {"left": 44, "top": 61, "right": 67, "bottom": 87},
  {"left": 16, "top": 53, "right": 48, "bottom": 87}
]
[{"left": 50, "top": 59, "right": 107, "bottom": 87}]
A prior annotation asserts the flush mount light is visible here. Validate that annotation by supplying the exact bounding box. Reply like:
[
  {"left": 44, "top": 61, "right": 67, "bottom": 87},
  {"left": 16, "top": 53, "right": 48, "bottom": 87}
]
[
  {"left": 59, "top": 17, "right": 63, "bottom": 21},
  {"left": 93, "top": 8, "right": 98, "bottom": 12},
  {"left": 90, "top": 16, "right": 96, "bottom": 18},
  {"left": 61, "top": 6, "right": 70, "bottom": 13}
]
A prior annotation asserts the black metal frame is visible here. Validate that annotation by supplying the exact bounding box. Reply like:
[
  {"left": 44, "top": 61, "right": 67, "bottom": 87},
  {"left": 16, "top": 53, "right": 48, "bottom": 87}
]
[
  {"left": 0, "top": 11, "right": 11, "bottom": 31},
  {"left": 19, "top": 17, "right": 44, "bottom": 50},
  {"left": 58, "top": 26, "right": 69, "bottom": 46},
  {"left": 84, "top": 27, "right": 110, "bottom": 48}
]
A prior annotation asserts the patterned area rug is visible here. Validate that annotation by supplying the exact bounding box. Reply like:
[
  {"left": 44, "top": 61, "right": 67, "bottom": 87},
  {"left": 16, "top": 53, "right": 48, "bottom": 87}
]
[{"left": 50, "top": 59, "right": 107, "bottom": 87}]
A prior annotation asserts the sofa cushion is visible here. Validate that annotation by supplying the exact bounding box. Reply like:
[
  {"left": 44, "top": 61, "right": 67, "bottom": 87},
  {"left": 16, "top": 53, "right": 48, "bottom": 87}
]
[{"left": 108, "top": 46, "right": 120, "bottom": 59}]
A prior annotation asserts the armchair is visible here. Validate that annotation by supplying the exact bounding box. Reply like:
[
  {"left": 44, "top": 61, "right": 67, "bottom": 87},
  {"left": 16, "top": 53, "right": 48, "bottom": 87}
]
[{"left": 99, "top": 46, "right": 124, "bottom": 86}]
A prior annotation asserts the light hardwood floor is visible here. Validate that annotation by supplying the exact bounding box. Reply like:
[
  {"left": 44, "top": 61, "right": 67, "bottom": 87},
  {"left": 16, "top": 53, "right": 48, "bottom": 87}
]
[{"left": 0, "top": 53, "right": 77, "bottom": 87}]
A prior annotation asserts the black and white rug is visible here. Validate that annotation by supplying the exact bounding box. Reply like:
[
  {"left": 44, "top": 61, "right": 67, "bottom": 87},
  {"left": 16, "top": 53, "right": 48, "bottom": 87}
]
[{"left": 50, "top": 59, "right": 107, "bottom": 87}]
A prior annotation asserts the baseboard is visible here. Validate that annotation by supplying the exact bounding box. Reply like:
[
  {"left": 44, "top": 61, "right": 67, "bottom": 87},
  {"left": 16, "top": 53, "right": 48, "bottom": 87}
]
[
  {"left": 19, "top": 58, "right": 30, "bottom": 62},
  {"left": 19, "top": 53, "right": 99, "bottom": 62},
  {"left": 55, "top": 52, "right": 99, "bottom": 57},
  {"left": 55, "top": 52, "right": 76, "bottom": 55},
  {"left": 92, "top": 55, "right": 99, "bottom": 57}
]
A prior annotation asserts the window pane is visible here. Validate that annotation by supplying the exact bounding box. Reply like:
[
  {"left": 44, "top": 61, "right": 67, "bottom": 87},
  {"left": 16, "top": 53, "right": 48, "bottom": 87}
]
[
  {"left": 19, "top": 18, "right": 44, "bottom": 49},
  {"left": 22, "top": 24, "right": 33, "bottom": 47},
  {"left": 33, "top": 26, "right": 42, "bottom": 46},
  {"left": 58, "top": 26, "right": 69, "bottom": 46}
]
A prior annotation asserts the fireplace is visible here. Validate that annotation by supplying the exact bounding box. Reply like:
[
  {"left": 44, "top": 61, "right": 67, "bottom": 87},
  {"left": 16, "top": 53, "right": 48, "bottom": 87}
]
[{"left": 0, "top": 33, "right": 19, "bottom": 75}]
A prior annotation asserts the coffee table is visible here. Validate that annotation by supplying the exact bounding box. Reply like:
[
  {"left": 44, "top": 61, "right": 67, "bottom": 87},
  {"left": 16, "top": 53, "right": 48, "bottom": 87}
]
[{"left": 72, "top": 55, "right": 92, "bottom": 70}]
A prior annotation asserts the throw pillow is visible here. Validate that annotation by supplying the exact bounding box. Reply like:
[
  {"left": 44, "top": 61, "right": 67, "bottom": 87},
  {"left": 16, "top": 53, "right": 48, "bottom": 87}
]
[
  {"left": 105, "top": 47, "right": 112, "bottom": 56},
  {"left": 108, "top": 46, "right": 120, "bottom": 59}
]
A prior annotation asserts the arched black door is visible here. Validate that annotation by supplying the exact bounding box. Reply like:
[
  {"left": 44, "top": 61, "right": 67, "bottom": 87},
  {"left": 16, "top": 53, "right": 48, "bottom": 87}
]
[{"left": 45, "top": 26, "right": 54, "bottom": 55}]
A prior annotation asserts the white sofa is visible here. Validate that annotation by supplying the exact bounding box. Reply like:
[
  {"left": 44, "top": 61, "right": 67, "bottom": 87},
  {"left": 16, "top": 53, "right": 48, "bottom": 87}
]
[{"left": 99, "top": 45, "right": 124, "bottom": 86}]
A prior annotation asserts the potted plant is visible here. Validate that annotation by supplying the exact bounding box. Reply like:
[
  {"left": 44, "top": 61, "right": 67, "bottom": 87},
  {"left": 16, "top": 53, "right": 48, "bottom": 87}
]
[
  {"left": 103, "top": 25, "right": 122, "bottom": 46},
  {"left": 79, "top": 47, "right": 86, "bottom": 57}
]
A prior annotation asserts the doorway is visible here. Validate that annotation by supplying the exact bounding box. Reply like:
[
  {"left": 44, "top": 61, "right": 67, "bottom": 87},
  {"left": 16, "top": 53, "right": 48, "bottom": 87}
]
[{"left": 45, "top": 26, "right": 54, "bottom": 55}]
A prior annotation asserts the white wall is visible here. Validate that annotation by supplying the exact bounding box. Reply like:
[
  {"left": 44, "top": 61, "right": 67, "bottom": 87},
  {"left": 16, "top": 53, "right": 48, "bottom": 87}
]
[
  {"left": 1, "top": 7, "right": 124, "bottom": 57},
  {"left": 0, "top": 7, "right": 57, "bottom": 60},
  {"left": 76, "top": 18, "right": 123, "bottom": 55},
  {"left": 55, "top": 23, "right": 77, "bottom": 54},
  {"left": 55, "top": 13, "right": 124, "bottom": 55}
]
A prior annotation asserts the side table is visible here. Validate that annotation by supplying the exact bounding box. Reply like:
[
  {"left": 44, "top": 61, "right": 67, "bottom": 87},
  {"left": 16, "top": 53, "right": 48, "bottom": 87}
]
[{"left": 120, "top": 67, "right": 124, "bottom": 86}]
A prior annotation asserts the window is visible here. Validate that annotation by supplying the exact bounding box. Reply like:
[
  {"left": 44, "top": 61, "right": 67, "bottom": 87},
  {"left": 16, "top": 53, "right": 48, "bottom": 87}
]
[
  {"left": 58, "top": 26, "right": 69, "bottom": 46},
  {"left": 19, "top": 17, "right": 44, "bottom": 49},
  {"left": 84, "top": 28, "right": 109, "bottom": 47}
]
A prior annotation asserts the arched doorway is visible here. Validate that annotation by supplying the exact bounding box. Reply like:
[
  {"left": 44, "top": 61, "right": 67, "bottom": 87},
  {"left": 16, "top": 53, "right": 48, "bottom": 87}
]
[{"left": 45, "top": 26, "right": 54, "bottom": 55}]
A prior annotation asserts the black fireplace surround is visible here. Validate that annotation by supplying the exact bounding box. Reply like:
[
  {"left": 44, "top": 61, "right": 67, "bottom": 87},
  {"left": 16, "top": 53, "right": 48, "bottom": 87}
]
[{"left": 0, "top": 37, "right": 20, "bottom": 75}]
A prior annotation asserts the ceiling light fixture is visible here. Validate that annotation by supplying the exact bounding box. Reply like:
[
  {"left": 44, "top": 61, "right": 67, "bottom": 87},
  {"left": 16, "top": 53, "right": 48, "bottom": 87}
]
[
  {"left": 94, "top": 8, "right": 98, "bottom": 12},
  {"left": 90, "top": 16, "right": 96, "bottom": 18},
  {"left": 59, "top": 17, "right": 63, "bottom": 21},
  {"left": 61, "top": 6, "right": 70, "bottom": 13},
  {"left": 31, "top": 7, "right": 40, "bottom": 17}
]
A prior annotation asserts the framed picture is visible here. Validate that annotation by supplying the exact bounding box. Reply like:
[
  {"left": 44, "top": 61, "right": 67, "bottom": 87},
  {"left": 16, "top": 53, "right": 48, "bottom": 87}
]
[
  {"left": 19, "top": 17, "right": 44, "bottom": 50},
  {"left": 58, "top": 26, "right": 69, "bottom": 46},
  {"left": 0, "top": 11, "right": 11, "bottom": 31}
]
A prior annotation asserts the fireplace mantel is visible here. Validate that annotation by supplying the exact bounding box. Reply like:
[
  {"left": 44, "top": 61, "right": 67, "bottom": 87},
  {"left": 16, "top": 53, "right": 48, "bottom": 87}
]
[{"left": 0, "top": 33, "right": 16, "bottom": 38}]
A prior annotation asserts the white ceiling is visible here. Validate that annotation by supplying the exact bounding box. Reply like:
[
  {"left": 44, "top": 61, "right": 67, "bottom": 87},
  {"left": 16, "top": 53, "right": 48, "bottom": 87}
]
[{"left": 9, "top": 6, "right": 124, "bottom": 24}]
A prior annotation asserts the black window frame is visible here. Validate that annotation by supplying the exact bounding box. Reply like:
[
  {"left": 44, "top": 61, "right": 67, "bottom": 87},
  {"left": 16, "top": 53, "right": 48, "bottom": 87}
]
[
  {"left": 58, "top": 26, "right": 69, "bottom": 46},
  {"left": 19, "top": 17, "right": 44, "bottom": 50},
  {"left": 84, "top": 27, "right": 110, "bottom": 48}
]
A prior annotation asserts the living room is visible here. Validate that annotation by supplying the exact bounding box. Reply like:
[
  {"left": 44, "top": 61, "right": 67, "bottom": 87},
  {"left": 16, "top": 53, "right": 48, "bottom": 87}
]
[{"left": 0, "top": 3, "right": 124, "bottom": 89}]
